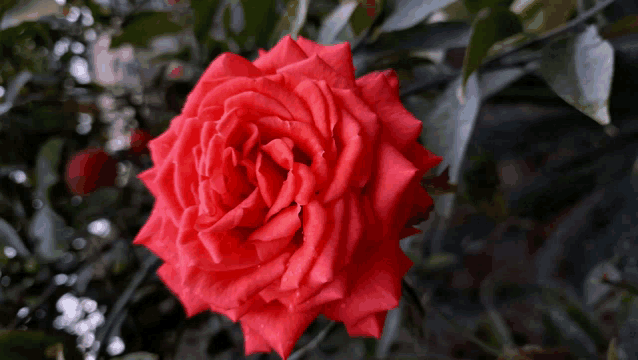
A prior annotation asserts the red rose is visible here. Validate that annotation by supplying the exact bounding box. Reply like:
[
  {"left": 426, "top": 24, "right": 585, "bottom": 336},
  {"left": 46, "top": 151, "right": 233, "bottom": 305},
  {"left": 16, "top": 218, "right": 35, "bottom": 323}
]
[
  {"left": 129, "top": 129, "right": 152, "bottom": 155},
  {"left": 65, "top": 148, "right": 118, "bottom": 196},
  {"left": 134, "top": 35, "right": 442, "bottom": 359}
]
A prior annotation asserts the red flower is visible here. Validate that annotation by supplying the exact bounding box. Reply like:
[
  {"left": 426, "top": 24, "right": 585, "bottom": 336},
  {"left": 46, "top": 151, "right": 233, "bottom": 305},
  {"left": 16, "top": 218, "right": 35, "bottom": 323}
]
[
  {"left": 134, "top": 35, "right": 442, "bottom": 359},
  {"left": 130, "top": 129, "right": 152, "bottom": 155},
  {"left": 65, "top": 148, "right": 117, "bottom": 196}
]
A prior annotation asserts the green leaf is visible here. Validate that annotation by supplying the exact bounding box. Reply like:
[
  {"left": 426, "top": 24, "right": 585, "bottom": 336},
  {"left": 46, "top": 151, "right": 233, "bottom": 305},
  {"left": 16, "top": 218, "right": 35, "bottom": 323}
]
[
  {"left": 0, "top": 330, "right": 82, "bottom": 360},
  {"left": 546, "top": 307, "right": 598, "bottom": 358},
  {"left": 462, "top": 6, "right": 523, "bottom": 90},
  {"left": 29, "top": 204, "right": 66, "bottom": 262},
  {"left": 269, "top": 0, "right": 310, "bottom": 47},
  {"left": 0, "top": 217, "right": 30, "bottom": 257},
  {"left": 464, "top": 0, "right": 515, "bottom": 14},
  {"left": 317, "top": 1, "right": 359, "bottom": 45},
  {"left": 111, "top": 12, "right": 182, "bottom": 48},
  {"left": 191, "top": 0, "right": 221, "bottom": 43},
  {"left": 34, "top": 137, "right": 64, "bottom": 199},
  {"left": 237, "top": 0, "right": 277, "bottom": 50},
  {"left": 406, "top": 74, "right": 481, "bottom": 220},
  {"left": 479, "top": 66, "right": 530, "bottom": 99},
  {"left": 540, "top": 25, "right": 614, "bottom": 126},
  {"left": 0, "top": 0, "right": 61, "bottom": 31},
  {"left": 378, "top": 0, "right": 456, "bottom": 33},
  {"left": 113, "top": 352, "right": 159, "bottom": 360}
]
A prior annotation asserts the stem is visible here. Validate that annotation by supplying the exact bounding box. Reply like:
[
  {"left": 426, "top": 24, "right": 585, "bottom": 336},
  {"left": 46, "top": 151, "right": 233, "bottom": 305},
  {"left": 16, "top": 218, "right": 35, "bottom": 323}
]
[
  {"left": 483, "top": 0, "right": 616, "bottom": 69},
  {"left": 288, "top": 321, "right": 337, "bottom": 360}
]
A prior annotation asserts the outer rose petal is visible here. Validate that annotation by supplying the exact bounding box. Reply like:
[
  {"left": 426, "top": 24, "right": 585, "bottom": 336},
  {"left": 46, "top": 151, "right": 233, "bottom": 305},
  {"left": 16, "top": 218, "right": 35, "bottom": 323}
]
[
  {"left": 182, "top": 53, "right": 263, "bottom": 117},
  {"left": 157, "top": 263, "right": 209, "bottom": 317},
  {"left": 369, "top": 142, "right": 419, "bottom": 238},
  {"left": 253, "top": 35, "right": 308, "bottom": 74},
  {"left": 323, "top": 240, "right": 412, "bottom": 331},
  {"left": 240, "top": 302, "right": 319, "bottom": 359},
  {"left": 242, "top": 323, "right": 272, "bottom": 355},
  {"left": 356, "top": 70, "right": 423, "bottom": 151}
]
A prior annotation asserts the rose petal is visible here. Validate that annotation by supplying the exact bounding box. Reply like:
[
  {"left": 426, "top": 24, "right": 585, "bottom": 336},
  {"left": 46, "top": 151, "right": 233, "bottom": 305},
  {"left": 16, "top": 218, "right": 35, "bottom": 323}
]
[
  {"left": 356, "top": 71, "right": 422, "bottom": 150},
  {"left": 240, "top": 301, "right": 318, "bottom": 359},
  {"left": 148, "top": 129, "right": 177, "bottom": 168},
  {"left": 242, "top": 322, "right": 272, "bottom": 355},
  {"left": 225, "top": 91, "right": 293, "bottom": 120},
  {"left": 176, "top": 206, "right": 215, "bottom": 270},
  {"left": 183, "top": 250, "right": 291, "bottom": 309},
  {"left": 293, "top": 163, "right": 315, "bottom": 205},
  {"left": 182, "top": 53, "right": 263, "bottom": 117},
  {"left": 249, "top": 204, "right": 301, "bottom": 241},
  {"left": 343, "top": 190, "right": 363, "bottom": 264},
  {"left": 324, "top": 241, "right": 410, "bottom": 327},
  {"left": 307, "top": 197, "right": 345, "bottom": 285},
  {"left": 154, "top": 161, "right": 183, "bottom": 225},
  {"left": 253, "top": 35, "right": 308, "bottom": 74},
  {"left": 370, "top": 142, "right": 419, "bottom": 238},
  {"left": 157, "top": 263, "right": 209, "bottom": 317},
  {"left": 138, "top": 168, "right": 160, "bottom": 198},
  {"left": 256, "top": 152, "right": 286, "bottom": 207},
  {"left": 296, "top": 37, "right": 355, "bottom": 84},
  {"left": 293, "top": 80, "right": 329, "bottom": 140},
  {"left": 280, "top": 200, "right": 327, "bottom": 291},
  {"left": 208, "top": 188, "right": 267, "bottom": 232},
  {"left": 265, "top": 170, "right": 297, "bottom": 221},
  {"left": 321, "top": 111, "right": 363, "bottom": 203},
  {"left": 261, "top": 138, "right": 294, "bottom": 170},
  {"left": 284, "top": 273, "right": 347, "bottom": 311},
  {"left": 278, "top": 54, "right": 356, "bottom": 89},
  {"left": 255, "top": 116, "right": 326, "bottom": 170},
  {"left": 242, "top": 122, "right": 260, "bottom": 158},
  {"left": 347, "top": 312, "right": 387, "bottom": 338}
]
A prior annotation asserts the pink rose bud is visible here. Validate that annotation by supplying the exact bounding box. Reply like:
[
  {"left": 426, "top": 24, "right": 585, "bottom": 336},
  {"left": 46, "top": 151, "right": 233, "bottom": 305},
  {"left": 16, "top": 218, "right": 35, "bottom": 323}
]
[{"left": 65, "top": 148, "right": 117, "bottom": 196}]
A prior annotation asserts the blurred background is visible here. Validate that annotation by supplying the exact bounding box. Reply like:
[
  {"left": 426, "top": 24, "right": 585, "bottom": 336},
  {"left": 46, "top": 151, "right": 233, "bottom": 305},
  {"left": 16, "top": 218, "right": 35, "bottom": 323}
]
[{"left": 1, "top": 0, "right": 638, "bottom": 359}]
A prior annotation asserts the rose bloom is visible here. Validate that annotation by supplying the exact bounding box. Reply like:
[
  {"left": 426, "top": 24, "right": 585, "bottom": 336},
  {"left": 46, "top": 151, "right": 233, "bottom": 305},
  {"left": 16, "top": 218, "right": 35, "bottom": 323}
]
[{"left": 134, "top": 35, "right": 442, "bottom": 359}]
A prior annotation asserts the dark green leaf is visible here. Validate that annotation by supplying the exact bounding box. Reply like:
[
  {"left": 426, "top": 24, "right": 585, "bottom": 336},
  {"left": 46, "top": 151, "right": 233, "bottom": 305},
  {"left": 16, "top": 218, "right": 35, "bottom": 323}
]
[
  {"left": 317, "top": 1, "right": 359, "bottom": 45},
  {"left": 269, "top": 0, "right": 310, "bottom": 47},
  {"left": 378, "top": 0, "right": 456, "bottom": 33},
  {"left": 464, "top": 0, "right": 515, "bottom": 14},
  {"left": 540, "top": 25, "right": 614, "bottom": 126},
  {"left": 364, "top": 22, "right": 471, "bottom": 54},
  {"left": 0, "top": 217, "right": 30, "bottom": 257},
  {"left": 28, "top": 204, "right": 65, "bottom": 262},
  {"left": 479, "top": 65, "right": 530, "bottom": 99},
  {"left": 462, "top": 6, "right": 522, "bottom": 90},
  {"left": 0, "top": 330, "right": 82, "bottom": 360},
  {"left": 409, "top": 73, "right": 481, "bottom": 185},
  {"left": 111, "top": 12, "right": 182, "bottom": 48},
  {"left": 546, "top": 307, "right": 597, "bottom": 358},
  {"left": 191, "top": 0, "right": 221, "bottom": 43},
  {"left": 34, "top": 137, "right": 64, "bottom": 199},
  {"left": 0, "top": 0, "right": 61, "bottom": 31},
  {"left": 237, "top": 0, "right": 277, "bottom": 50}
]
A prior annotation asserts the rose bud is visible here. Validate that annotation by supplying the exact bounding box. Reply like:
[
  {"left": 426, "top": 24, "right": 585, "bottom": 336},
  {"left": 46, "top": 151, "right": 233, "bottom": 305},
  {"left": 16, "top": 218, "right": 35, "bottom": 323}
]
[
  {"left": 129, "top": 129, "right": 152, "bottom": 155},
  {"left": 65, "top": 147, "right": 118, "bottom": 196},
  {"left": 134, "top": 35, "right": 442, "bottom": 359}
]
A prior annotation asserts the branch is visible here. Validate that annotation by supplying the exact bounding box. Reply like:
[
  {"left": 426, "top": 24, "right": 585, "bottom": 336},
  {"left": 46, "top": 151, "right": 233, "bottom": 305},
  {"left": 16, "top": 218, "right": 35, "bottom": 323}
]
[
  {"left": 483, "top": 0, "right": 616, "bottom": 69},
  {"left": 400, "top": 0, "right": 616, "bottom": 97},
  {"left": 401, "top": 278, "right": 501, "bottom": 357},
  {"left": 94, "top": 252, "right": 162, "bottom": 358},
  {"left": 288, "top": 321, "right": 337, "bottom": 360}
]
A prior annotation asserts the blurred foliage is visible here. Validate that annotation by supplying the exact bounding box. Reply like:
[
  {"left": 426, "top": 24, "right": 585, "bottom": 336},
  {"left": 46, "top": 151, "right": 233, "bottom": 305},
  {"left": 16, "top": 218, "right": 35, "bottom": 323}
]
[{"left": 0, "top": 0, "right": 637, "bottom": 359}]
